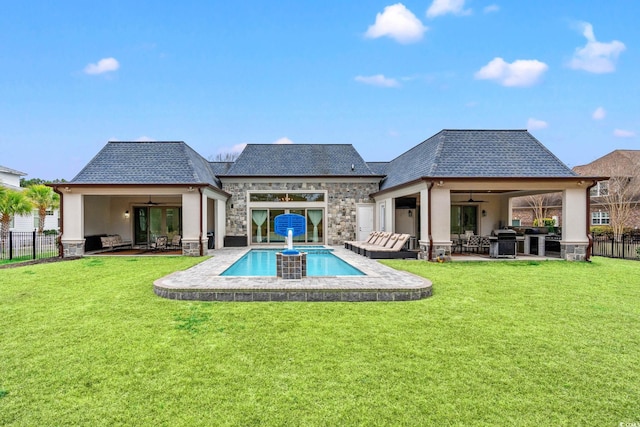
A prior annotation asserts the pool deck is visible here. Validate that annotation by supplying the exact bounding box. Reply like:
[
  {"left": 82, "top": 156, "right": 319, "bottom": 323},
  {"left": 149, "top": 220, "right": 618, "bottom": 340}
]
[{"left": 154, "top": 246, "right": 433, "bottom": 302}]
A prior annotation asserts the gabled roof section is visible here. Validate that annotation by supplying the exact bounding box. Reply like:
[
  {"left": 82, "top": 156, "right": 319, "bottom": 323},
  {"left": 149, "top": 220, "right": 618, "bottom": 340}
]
[
  {"left": 380, "top": 129, "right": 576, "bottom": 190},
  {"left": 221, "top": 144, "right": 379, "bottom": 177},
  {"left": 70, "top": 141, "right": 221, "bottom": 187},
  {"left": 573, "top": 150, "right": 640, "bottom": 177}
]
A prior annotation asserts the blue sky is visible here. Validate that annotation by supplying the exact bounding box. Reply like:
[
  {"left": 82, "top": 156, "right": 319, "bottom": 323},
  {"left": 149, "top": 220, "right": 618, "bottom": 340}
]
[{"left": 1, "top": 0, "right": 637, "bottom": 180}]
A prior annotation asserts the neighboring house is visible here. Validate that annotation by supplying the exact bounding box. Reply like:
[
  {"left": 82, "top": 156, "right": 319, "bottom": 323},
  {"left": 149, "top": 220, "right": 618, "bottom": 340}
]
[
  {"left": 51, "top": 129, "right": 599, "bottom": 260},
  {"left": 0, "top": 165, "right": 59, "bottom": 232},
  {"left": 573, "top": 150, "right": 640, "bottom": 230}
]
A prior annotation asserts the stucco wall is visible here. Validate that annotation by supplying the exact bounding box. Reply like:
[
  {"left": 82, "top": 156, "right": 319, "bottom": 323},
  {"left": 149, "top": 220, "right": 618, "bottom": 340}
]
[{"left": 222, "top": 181, "right": 378, "bottom": 245}]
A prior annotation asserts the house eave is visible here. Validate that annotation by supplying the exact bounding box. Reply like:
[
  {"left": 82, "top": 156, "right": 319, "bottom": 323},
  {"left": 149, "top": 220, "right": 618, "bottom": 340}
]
[
  {"left": 48, "top": 182, "right": 231, "bottom": 198},
  {"left": 371, "top": 176, "right": 608, "bottom": 198}
]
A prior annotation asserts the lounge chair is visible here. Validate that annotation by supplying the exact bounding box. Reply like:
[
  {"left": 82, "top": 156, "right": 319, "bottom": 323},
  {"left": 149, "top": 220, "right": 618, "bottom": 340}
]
[
  {"left": 364, "top": 234, "right": 417, "bottom": 259},
  {"left": 352, "top": 232, "right": 393, "bottom": 255},
  {"left": 344, "top": 231, "right": 378, "bottom": 251}
]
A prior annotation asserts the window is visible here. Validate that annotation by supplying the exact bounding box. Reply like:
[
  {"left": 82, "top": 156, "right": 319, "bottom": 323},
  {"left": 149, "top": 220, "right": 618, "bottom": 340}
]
[
  {"left": 591, "top": 211, "right": 610, "bottom": 225},
  {"left": 249, "top": 192, "right": 324, "bottom": 202},
  {"left": 511, "top": 219, "right": 521, "bottom": 227},
  {"left": 590, "top": 181, "right": 609, "bottom": 197}
]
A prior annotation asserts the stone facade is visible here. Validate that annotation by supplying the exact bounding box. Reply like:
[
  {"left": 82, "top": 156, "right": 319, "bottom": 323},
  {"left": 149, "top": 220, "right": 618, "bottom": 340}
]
[
  {"left": 222, "top": 181, "right": 377, "bottom": 245},
  {"left": 562, "top": 243, "right": 588, "bottom": 261},
  {"left": 181, "top": 239, "right": 203, "bottom": 256},
  {"left": 62, "top": 241, "right": 84, "bottom": 257}
]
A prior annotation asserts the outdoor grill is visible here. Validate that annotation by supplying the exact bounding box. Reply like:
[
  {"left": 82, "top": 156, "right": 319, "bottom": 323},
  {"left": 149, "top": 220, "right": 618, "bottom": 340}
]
[{"left": 489, "top": 229, "right": 517, "bottom": 258}]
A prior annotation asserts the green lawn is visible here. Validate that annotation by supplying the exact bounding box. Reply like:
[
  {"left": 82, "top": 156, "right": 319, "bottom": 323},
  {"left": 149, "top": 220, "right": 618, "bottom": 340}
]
[{"left": 1, "top": 256, "right": 639, "bottom": 426}]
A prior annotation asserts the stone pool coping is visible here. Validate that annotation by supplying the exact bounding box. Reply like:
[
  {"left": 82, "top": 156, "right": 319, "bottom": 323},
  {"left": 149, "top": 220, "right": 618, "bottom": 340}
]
[{"left": 153, "top": 246, "right": 432, "bottom": 302}]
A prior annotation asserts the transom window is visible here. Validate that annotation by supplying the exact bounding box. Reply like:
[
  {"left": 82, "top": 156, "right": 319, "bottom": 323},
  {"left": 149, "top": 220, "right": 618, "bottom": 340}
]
[{"left": 249, "top": 192, "right": 324, "bottom": 202}]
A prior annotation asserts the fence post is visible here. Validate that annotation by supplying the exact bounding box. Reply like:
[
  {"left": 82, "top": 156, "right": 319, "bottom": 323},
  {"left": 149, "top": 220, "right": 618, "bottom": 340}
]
[
  {"left": 33, "top": 230, "right": 37, "bottom": 260},
  {"left": 9, "top": 231, "right": 13, "bottom": 260}
]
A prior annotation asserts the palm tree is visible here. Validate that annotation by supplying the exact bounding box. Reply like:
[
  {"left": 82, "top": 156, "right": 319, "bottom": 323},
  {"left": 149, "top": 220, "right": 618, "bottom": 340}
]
[
  {"left": 0, "top": 189, "right": 34, "bottom": 236},
  {"left": 25, "top": 184, "right": 59, "bottom": 233}
]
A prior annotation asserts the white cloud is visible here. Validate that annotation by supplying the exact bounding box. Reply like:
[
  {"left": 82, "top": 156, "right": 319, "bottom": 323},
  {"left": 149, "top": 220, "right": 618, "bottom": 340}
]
[
  {"left": 568, "top": 22, "right": 626, "bottom": 73},
  {"left": 273, "top": 137, "right": 294, "bottom": 144},
  {"left": 527, "top": 118, "right": 548, "bottom": 130},
  {"left": 474, "top": 57, "right": 548, "bottom": 87},
  {"left": 355, "top": 74, "right": 400, "bottom": 88},
  {"left": 483, "top": 4, "right": 500, "bottom": 13},
  {"left": 592, "top": 107, "right": 606, "bottom": 120},
  {"left": 84, "top": 57, "right": 120, "bottom": 75},
  {"left": 136, "top": 136, "right": 155, "bottom": 142},
  {"left": 426, "top": 0, "right": 471, "bottom": 18},
  {"left": 613, "top": 129, "right": 635, "bottom": 138},
  {"left": 365, "top": 3, "right": 427, "bottom": 44}
]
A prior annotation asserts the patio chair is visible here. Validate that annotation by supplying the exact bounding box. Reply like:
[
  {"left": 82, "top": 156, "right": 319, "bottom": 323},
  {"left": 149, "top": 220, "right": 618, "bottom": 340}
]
[
  {"left": 168, "top": 235, "right": 181, "bottom": 250},
  {"left": 151, "top": 235, "right": 168, "bottom": 251},
  {"left": 462, "top": 235, "right": 481, "bottom": 253},
  {"left": 480, "top": 236, "right": 491, "bottom": 253}
]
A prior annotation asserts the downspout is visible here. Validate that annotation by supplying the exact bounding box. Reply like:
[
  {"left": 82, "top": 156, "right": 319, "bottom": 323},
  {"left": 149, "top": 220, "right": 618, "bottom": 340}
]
[
  {"left": 198, "top": 187, "right": 204, "bottom": 256},
  {"left": 585, "top": 181, "right": 598, "bottom": 262},
  {"left": 427, "top": 181, "right": 435, "bottom": 261},
  {"left": 53, "top": 187, "right": 63, "bottom": 258}
]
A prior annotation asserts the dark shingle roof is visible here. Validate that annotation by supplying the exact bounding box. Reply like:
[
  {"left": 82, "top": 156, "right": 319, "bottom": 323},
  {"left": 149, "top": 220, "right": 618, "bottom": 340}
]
[
  {"left": 221, "top": 144, "right": 379, "bottom": 176},
  {"left": 366, "top": 162, "right": 389, "bottom": 175},
  {"left": 380, "top": 130, "right": 576, "bottom": 190},
  {"left": 71, "top": 141, "right": 221, "bottom": 187}
]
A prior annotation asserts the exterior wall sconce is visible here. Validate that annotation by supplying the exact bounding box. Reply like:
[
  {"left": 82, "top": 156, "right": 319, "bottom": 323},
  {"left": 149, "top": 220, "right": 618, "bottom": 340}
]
[
  {"left": 124, "top": 210, "right": 130, "bottom": 219},
  {"left": 63, "top": 186, "right": 71, "bottom": 192},
  {"left": 408, "top": 210, "right": 413, "bottom": 217},
  {"left": 436, "top": 180, "right": 444, "bottom": 187},
  {"left": 187, "top": 186, "right": 195, "bottom": 192},
  {"left": 482, "top": 209, "right": 487, "bottom": 217}
]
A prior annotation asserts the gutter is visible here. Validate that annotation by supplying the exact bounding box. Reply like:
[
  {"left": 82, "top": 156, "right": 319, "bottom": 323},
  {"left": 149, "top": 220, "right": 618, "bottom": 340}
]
[
  {"left": 585, "top": 180, "right": 598, "bottom": 262},
  {"left": 427, "top": 181, "right": 435, "bottom": 261},
  {"left": 198, "top": 187, "right": 204, "bottom": 256},
  {"left": 52, "top": 186, "right": 64, "bottom": 258}
]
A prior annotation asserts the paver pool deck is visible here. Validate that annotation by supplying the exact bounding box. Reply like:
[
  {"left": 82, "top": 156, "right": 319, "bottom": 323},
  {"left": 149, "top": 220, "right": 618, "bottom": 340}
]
[{"left": 154, "top": 246, "right": 433, "bottom": 302}]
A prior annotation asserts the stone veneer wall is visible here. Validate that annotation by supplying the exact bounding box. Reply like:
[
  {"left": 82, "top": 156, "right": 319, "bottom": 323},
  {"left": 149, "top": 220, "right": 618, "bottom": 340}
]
[
  {"left": 62, "top": 241, "right": 85, "bottom": 258},
  {"left": 223, "top": 182, "right": 378, "bottom": 245},
  {"left": 561, "top": 243, "right": 588, "bottom": 261}
]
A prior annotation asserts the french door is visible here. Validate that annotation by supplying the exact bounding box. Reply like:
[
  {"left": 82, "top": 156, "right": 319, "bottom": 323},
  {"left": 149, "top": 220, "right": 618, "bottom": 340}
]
[
  {"left": 134, "top": 207, "right": 182, "bottom": 246},
  {"left": 450, "top": 205, "right": 478, "bottom": 236},
  {"left": 251, "top": 208, "right": 324, "bottom": 244}
]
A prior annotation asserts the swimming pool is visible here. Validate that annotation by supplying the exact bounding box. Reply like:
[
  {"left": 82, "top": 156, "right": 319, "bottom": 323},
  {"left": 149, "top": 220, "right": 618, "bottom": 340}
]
[{"left": 221, "top": 248, "right": 365, "bottom": 277}]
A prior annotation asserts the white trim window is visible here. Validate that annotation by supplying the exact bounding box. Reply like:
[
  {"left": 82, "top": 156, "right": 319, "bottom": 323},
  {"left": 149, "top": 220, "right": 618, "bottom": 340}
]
[
  {"left": 590, "top": 181, "right": 609, "bottom": 197},
  {"left": 591, "top": 211, "right": 610, "bottom": 225}
]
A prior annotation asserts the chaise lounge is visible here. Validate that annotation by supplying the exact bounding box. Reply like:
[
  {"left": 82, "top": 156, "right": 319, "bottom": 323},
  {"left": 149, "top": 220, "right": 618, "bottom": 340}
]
[{"left": 363, "top": 233, "right": 417, "bottom": 259}]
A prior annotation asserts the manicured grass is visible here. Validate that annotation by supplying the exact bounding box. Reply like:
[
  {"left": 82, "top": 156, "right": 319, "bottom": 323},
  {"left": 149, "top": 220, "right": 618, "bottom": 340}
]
[{"left": 1, "top": 256, "right": 639, "bottom": 426}]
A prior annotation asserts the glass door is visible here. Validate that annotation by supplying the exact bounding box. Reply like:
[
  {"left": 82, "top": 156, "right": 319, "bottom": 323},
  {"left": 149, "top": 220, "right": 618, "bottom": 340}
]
[
  {"left": 451, "top": 205, "right": 478, "bottom": 236},
  {"left": 134, "top": 206, "right": 182, "bottom": 247}
]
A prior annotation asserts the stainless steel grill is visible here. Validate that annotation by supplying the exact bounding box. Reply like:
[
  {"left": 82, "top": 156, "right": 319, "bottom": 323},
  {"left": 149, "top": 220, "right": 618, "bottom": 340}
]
[{"left": 489, "top": 229, "right": 517, "bottom": 258}]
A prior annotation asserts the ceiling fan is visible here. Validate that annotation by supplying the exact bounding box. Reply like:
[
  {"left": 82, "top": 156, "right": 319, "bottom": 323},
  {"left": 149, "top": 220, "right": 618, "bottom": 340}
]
[
  {"left": 466, "top": 191, "right": 486, "bottom": 203},
  {"left": 143, "top": 196, "right": 161, "bottom": 206}
]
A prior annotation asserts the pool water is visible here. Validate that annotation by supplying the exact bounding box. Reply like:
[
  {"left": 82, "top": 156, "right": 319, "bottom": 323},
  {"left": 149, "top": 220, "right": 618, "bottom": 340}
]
[{"left": 221, "top": 248, "right": 364, "bottom": 277}]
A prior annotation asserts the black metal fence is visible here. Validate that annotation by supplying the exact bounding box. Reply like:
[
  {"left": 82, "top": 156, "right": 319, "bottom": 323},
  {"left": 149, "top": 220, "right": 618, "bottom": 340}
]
[
  {"left": 591, "top": 232, "right": 640, "bottom": 260},
  {"left": 0, "top": 231, "right": 60, "bottom": 263}
]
